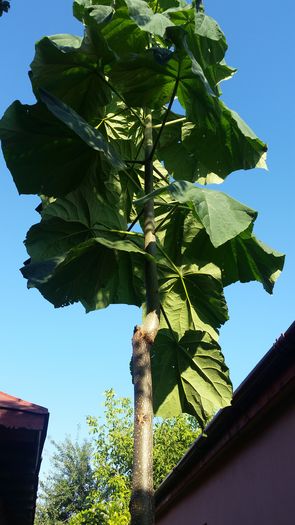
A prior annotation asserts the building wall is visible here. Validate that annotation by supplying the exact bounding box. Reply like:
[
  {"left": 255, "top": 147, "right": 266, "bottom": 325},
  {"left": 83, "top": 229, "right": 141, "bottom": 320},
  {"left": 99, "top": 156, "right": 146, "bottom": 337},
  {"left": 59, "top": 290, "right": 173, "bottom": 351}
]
[{"left": 156, "top": 400, "right": 295, "bottom": 525}]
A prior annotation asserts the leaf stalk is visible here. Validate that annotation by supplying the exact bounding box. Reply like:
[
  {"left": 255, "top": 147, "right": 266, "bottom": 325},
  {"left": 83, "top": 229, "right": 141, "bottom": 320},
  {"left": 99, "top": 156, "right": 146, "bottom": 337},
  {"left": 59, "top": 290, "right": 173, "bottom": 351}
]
[
  {"left": 152, "top": 116, "right": 186, "bottom": 129},
  {"left": 97, "top": 71, "right": 145, "bottom": 127},
  {"left": 149, "top": 75, "right": 179, "bottom": 160}
]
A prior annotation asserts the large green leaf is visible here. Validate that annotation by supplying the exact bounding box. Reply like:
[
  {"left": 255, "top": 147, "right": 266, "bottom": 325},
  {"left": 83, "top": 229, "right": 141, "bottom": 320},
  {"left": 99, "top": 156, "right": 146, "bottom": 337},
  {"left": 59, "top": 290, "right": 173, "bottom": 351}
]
[
  {"left": 82, "top": 5, "right": 118, "bottom": 64},
  {"left": 184, "top": 226, "right": 285, "bottom": 294},
  {"left": 155, "top": 205, "right": 203, "bottom": 266},
  {"left": 102, "top": 101, "right": 142, "bottom": 141},
  {"left": 110, "top": 46, "right": 211, "bottom": 109},
  {"left": 171, "top": 8, "right": 227, "bottom": 58},
  {"left": 165, "top": 24, "right": 214, "bottom": 95},
  {"left": 125, "top": 0, "right": 174, "bottom": 37},
  {"left": 39, "top": 89, "right": 125, "bottom": 171},
  {"left": 28, "top": 173, "right": 127, "bottom": 262},
  {"left": 30, "top": 34, "right": 112, "bottom": 120},
  {"left": 73, "top": 1, "right": 114, "bottom": 25},
  {"left": 158, "top": 261, "right": 228, "bottom": 340},
  {"left": 159, "top": 105, "right": 267, "bottom": 184},
  {"left": 169, "top": 8, "right": 234, "bottom": 94},
  {"left": 0, "top": 101, "right": 108, "bottom": 196},
  {"left": 184, "top": 108, "right": 266, "bottom": 180},
  {"left": 111, "top": 40, "right": 266, "bottom": 181},
  {"left": 159, "top": 139, "right": 217, "bottom": 184},
  {"left": 154, "top": 116, "right": 219, "bottom": 183},
  {"left": 73, "top": 0, "right": 100, "bottom": 21},
  {"left": 102, "top": 99, "right": 144, "bottom": 162},
  {"left": 152, "top": 329, "right": 232, "bottom": 424},
  {"left": 20, "top": 169, "right": 147, "bottom": 310},
  {"left": 155, "top": 202, "right": 284, "bottom": 294},
  {"left": 139, "top": 180, "right": 257, "bottom": 247},
  {"left": 22, "top": 235, "right": 146, "bottom": 311},
  {"left": 110, "top": 49, "right": 177, "bottom": 109},
  {"left": 102, "top": 7, "right": 148, "bottom": 54},
  {"left": 155, "top": 13, "right": 267, "bottom": 180}
]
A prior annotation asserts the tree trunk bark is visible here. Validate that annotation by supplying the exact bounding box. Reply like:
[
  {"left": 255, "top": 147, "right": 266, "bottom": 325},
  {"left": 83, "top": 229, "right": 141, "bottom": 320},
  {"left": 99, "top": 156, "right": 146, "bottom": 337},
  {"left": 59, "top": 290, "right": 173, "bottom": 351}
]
[{"left": 130, "top": 113, "right": 160, "bottom": 525}]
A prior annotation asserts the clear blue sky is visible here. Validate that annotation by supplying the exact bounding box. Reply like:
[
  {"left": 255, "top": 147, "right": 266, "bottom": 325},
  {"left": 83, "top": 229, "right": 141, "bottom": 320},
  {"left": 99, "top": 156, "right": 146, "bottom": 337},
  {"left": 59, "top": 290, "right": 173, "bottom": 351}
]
[{"left": 0, "top": 1, "right": 294, "bottom": 474}]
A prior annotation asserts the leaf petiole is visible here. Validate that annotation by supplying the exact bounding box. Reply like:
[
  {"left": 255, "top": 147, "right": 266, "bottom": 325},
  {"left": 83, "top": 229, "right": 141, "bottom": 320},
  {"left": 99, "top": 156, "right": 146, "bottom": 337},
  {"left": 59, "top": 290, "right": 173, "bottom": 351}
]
[
  {"left": 154, "top": 204, "right": 179, "bottom": 234},
  {"left": 97, "top": 72, "right": 145, "bottom": 127},
  {"left": 152, "top": 117, "right": 186, "bottom": 129},
  {"left": 149, "top": 70, "right": 180, "bottom": 160}
]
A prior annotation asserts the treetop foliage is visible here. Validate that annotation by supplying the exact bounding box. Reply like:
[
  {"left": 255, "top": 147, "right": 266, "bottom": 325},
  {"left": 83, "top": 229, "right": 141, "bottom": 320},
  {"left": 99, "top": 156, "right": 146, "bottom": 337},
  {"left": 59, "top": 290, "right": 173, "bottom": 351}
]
[{"left": 0, "top": 0, "right": 284, "bottom": 424}]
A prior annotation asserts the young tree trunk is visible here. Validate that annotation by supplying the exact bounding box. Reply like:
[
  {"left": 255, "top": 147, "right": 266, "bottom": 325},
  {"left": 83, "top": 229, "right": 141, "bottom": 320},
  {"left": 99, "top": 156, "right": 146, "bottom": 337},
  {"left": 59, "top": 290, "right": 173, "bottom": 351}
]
[{"left": 130, "top": 113, "right": 160, "bottom": 525}]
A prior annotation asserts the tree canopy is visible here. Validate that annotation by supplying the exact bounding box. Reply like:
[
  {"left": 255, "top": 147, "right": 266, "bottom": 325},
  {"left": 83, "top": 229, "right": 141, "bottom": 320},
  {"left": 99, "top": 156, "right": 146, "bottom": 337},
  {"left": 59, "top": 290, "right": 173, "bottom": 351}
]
[
  {"left": 0, "top": 0, "right": 284, "bottom": 426},
  {"left": 0, "top": 2, "right": 285, "bottom": 522}
]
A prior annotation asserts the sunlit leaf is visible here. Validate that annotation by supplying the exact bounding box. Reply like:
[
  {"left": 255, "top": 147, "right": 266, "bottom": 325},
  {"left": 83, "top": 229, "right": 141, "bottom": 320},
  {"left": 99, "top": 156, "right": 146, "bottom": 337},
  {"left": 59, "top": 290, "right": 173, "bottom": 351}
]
[
  {"left": 39, "top": 89, "right": 125, "bottom": 171},
  {"left": 73, "top": 0, "right": 98, "bottom": 21},
  {"left": 99, "top": 4, "right": 149, "bottom": 57},
  {"left": 152, "top": 329, "right": 232, "bottom": 424},
  {"left": 125, "top": 0, "right": 174, "bottom": 37},
  {"left": 110, "top": 46, "right": 211, "bottom": 109},
  {"left": 138, "top": 179, "right": 258, "bottom": 247},
  {"left": 169, "top": 8, "right": 234, "bottom": 94},
  {"left": 110, "top": 49, "right": 177, "bottom": 109},
  {"left": 184, "top": 226, "right": 285, "bottom": 294},
  {"left": 159, "top": 105, "right": 267, "bottom": 183},
  {"left": 158, "top": 261, "right": 228, "bottom": 340},
  {"left": 156, "top": 205, "right": 203, "bottom": 266}
]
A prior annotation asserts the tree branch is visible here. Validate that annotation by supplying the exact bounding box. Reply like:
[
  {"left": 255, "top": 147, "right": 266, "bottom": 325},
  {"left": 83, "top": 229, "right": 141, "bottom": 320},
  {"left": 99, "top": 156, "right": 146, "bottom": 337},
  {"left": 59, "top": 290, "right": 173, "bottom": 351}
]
[
  {"left": 152, "top": 116, "right": 186, "bottom": 129},
  {"left": 97, "top": 72, "right": 145, "bottom": 127},
  {"left": 149, "top": 75, "right": 179, "bottom": 160},
  {"left": 126, "top": 209, "right": 144, "bottom": 235},
  {"left": 154, "top": 204, "right": 178, "bottom": 234},
  {"left": 153, "top": 164, "right": 168, "bottom": 184}
]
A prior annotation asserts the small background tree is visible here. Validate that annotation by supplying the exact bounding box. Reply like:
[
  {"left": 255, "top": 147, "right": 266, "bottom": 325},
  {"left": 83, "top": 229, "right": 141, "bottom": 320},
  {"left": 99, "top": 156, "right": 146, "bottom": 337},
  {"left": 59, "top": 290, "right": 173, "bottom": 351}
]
[
  {"left": 35, "top": 437, "right": 96, "bottom": 525},
  {"left": 36, "top": 390, "right": 199, "bottom": 525}
]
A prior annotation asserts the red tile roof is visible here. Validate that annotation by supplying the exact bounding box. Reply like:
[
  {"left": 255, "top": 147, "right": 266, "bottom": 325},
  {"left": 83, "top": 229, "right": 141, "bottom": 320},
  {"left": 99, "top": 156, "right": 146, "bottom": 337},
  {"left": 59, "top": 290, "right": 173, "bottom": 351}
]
[{"left": 0, "top": 392, "right": 49, "bottom": 525}]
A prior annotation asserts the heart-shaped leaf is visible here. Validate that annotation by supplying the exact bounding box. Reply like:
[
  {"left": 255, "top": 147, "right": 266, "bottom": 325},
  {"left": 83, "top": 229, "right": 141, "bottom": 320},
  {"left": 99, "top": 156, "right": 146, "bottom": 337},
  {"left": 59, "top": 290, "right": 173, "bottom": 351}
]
[
  {"left": 39, "top": 89, "right": 125, "bottom": 171},
  {"left": 184, "top": 225, "right": 285, "bottom": 294},
  {"left": 30, "top": 34, "right": 112, "bottom": 120},
  {"left": 125, "top": 0, "right": 174, "bottom": 37},
  {"left": 152, "top": 329, "right": 232, "bottom": 425},
  {"left": 0, "top": 101, "right": 104, "bottom": 196},
  {"left": 158, "top": 261, "right": 228, "bottom": 340}
]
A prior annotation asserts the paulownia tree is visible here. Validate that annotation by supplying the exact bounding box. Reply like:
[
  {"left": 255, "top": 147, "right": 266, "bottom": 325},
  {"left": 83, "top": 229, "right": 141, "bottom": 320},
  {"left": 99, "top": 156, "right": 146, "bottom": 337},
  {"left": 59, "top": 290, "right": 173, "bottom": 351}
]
[{"left": 0, "top": 1, "right": 284, "bottom": 524}]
